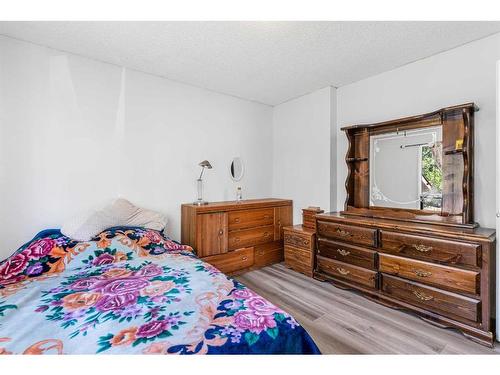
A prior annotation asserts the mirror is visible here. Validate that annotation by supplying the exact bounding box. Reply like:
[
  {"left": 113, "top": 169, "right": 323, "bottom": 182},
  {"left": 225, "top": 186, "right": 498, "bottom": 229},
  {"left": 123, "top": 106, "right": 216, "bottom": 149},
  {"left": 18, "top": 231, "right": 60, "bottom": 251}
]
[
  {"left": 229, "top": 157, "right": 244, "bottom": 181},
  {"left": 370, "top": 126, "right": 443, "bottom": 211}
]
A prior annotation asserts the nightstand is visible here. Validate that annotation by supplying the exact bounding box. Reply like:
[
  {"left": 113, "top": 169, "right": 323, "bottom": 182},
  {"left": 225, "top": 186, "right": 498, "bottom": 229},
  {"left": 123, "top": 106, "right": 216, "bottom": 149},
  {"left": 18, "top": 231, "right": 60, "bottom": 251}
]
[{"left": 283, "top": 225, "right": 315, "bottom": 277}]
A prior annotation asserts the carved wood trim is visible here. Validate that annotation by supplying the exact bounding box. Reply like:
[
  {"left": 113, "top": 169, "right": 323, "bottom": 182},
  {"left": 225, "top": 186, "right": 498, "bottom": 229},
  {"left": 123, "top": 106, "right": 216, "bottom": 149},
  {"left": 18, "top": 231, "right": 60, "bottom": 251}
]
[{"left": 344, "top": 130, "right": 354, "bottom": 211}]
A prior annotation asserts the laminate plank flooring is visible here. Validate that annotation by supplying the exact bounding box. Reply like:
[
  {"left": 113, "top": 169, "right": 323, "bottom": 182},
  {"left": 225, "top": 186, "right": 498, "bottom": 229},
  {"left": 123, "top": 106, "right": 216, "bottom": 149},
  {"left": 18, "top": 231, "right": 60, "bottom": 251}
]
[{"left": 235, "top": 263, "right": 500, "bottom": 354}]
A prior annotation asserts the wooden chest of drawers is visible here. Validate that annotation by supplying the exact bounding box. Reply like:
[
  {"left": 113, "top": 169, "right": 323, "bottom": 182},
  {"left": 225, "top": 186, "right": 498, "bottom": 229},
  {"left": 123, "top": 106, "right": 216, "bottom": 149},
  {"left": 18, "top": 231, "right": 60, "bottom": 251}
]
[
  {"left": 283, "top": 225, "right": 315, "bottom": 277},
  {"left": 181, "top": 199, "right": 292, "bottom": 275},
  {"left": 314, "top": 212, "right": 496, "bottom": 347}
]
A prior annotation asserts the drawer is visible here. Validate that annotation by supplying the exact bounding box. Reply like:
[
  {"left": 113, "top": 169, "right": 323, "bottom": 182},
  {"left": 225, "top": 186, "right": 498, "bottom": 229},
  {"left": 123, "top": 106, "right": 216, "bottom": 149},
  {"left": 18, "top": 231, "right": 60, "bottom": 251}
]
[
  {"left": 317, "top": 238, "right": 376, "bottom": 270},
  {"left": 228, "top": 208, "right": 274, "bottom": 231},
  {"left": 285, "top": 245, "right": 313, "bottom": 267},
  {"left": 228, "top": 225, "right": 274, "bottom": 250},
  {"left": 254, "top": 242, "right": 283, "bottom": 267},
  {"left": 381, "top": 274, "right": 480, "bottom": 322},
  {"left": 380, "top": 230, "right": 480, "bottom": 267},
  {"left": 283, "top": 230, "right": 314, "bottom": 250},
  {"left": 203, "top": 247, "right": 254, "bottom": 274},
  {"left": 317, "top": 221, "right": 377, "bottom": 247},
  {"left": 287, "top": 261, "right": 313, "bottom": 277},
  {"left": 379, "top": 253, "right": 479, "bottom": 295},
  {"left": 316, "top": 256, "right": 377, "bottom": 289}
]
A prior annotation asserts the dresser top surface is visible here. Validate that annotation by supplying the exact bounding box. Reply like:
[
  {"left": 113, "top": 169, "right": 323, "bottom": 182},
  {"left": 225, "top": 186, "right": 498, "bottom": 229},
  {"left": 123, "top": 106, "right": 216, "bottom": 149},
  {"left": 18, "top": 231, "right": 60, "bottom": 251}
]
[
  {"left": 283, "top": 224, "right": 315, "bottom": 234},
  {"left": 182, "top": 198, "right": 292, "bottom": 212},
  {"left": 316, "top": 212, "right": 496, "bottom": 241}
]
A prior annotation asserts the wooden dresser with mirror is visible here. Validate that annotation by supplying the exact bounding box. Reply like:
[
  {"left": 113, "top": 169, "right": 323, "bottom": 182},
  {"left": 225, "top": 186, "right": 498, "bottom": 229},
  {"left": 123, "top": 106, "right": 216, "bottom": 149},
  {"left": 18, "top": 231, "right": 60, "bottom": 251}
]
[
  {"left": 181, "top": 198, "right": 292, "bottom": 275},
  {"left": 314, "top": 103, "right": 496, "bottom": 346}
]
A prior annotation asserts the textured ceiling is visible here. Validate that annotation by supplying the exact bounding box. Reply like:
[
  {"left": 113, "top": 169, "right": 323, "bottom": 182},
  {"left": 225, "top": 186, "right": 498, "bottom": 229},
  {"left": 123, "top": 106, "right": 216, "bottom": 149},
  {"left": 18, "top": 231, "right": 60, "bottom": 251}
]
[{"left": 1, "top": 21, "right": 500, "bottom": 105}]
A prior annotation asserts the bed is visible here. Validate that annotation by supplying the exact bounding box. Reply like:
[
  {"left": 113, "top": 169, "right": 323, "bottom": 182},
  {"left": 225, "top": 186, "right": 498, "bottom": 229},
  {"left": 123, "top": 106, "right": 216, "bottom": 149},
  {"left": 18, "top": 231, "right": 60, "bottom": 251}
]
[{"left": 0, "top": 227, "right": 320, "bottom": 354}]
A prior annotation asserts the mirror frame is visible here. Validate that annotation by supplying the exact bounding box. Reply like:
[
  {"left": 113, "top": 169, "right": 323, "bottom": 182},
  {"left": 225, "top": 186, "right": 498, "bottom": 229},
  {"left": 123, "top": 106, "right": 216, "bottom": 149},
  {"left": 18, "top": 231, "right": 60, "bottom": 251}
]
[
  {"left": 229, "top": 157, "right": 244, "bottom": 182},
  {"left": 340, "top": 103, "right": 477, "bottom": 228}
]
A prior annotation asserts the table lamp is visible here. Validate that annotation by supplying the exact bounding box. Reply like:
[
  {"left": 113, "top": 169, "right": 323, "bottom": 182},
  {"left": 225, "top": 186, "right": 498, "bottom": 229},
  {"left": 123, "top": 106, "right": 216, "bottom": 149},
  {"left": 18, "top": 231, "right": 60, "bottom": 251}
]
[{"left": 194, "top": 160, "right": 212, "bottom": 205}]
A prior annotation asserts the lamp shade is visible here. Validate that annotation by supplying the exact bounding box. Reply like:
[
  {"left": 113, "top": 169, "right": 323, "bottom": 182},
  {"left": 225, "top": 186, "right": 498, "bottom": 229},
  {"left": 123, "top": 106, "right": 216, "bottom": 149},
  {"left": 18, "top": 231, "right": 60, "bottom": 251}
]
[{"left": 198, "top": 160, "right": 212, "bottom": 169}]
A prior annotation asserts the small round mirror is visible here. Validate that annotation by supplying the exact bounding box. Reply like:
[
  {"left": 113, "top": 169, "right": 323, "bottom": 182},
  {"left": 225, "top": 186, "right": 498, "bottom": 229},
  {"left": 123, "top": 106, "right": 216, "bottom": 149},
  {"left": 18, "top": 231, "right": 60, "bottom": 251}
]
[{"left": 229, "top": 157, "right": 244, "bottom": 181}]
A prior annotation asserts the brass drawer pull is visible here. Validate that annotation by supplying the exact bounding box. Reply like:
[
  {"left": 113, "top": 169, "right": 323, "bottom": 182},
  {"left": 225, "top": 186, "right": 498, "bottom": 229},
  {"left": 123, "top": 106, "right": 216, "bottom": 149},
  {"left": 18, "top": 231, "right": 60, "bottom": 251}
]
[
  {"left": 336, "top": 267, "right": 350, "bottom": 276},
  {"left": 303, "top": 240, "right": 310, "bottom": 245},
  {"left": 413, "top": 269, "right": 432, "bottom": 278},
  {"left": 336, "top": 228, "right": 350, "bottom": 237},
  {"left": 337, "top": 249, "right": 350, "bottom": 256},
  {"left": 234, "top": 237, "right": 240, "bottom": 242},
  {"left": 412, "top": 244, "right": 433, "bottom": 253},
  {"left": 242, "top": 256, "right": 248, "bottom": 261},
  {"left": 234, "top": 218, "right": 240, "bottom": 223},
  {"left": 413, "top": 290, "right": 434, "bottom": 301},
  {"left": 218, "top": 229, "right": 224, "bottom": 236},
  {"left": 263, "top": 232, "right": 270, "bottom": 237}
]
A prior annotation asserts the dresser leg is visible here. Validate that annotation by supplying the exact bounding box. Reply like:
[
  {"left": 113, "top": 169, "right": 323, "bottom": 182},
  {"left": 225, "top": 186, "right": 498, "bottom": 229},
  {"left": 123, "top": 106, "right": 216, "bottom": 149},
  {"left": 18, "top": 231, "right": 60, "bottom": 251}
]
[
  {"left": 419, "top": 314, "right": 494, "bottom": 348},
  {"left": 312, "top": 273, "right": 328, "bottom": 282}
]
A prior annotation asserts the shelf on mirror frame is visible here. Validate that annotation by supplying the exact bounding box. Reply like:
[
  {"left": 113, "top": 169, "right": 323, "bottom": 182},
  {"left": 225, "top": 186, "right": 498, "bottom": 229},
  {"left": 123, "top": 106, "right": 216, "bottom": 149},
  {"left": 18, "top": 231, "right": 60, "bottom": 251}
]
[
  {"left": 444, "top": 149, "right": 464, "bottom": 155},
  {"left": 346, "top": 157, "right": 369, "bottom": 163}
]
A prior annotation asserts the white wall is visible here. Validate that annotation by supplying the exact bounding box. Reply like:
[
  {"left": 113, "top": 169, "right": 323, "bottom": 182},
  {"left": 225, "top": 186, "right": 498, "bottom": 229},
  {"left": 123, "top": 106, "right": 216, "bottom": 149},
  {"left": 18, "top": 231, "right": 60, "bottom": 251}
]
[
  {"left": 272, "top": 87, "right": 335, "bottom": 223},
  {"left": 0, "top": 36, "right": 273, "bottom": 258},
  {"left": 336, "top": 32, "right": 500, "bottom": 229}
]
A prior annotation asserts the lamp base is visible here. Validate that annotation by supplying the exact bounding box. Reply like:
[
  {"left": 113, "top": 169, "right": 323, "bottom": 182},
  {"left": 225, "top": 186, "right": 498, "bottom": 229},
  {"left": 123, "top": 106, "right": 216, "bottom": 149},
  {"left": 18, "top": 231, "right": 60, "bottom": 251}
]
[{"left": 193, "top": 200, "right": 209, "bottom": 206}]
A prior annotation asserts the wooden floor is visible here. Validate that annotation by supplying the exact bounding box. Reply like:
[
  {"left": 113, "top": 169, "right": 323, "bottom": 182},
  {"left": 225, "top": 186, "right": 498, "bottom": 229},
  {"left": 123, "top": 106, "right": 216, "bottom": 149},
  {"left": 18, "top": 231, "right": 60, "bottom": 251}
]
[{"left": 235, "top": 263, "right": 500, "bottom": 354}]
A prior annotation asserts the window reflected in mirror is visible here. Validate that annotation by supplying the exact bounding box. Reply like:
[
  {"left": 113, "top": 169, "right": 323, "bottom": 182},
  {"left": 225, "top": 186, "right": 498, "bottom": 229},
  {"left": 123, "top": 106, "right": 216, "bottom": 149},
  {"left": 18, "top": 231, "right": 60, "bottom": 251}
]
[
  {"left": 420, "top": 143, "right": 442, "bottom": 210},
  {"left": 369, "top": 126, "right": 443, "bottom": 211}
]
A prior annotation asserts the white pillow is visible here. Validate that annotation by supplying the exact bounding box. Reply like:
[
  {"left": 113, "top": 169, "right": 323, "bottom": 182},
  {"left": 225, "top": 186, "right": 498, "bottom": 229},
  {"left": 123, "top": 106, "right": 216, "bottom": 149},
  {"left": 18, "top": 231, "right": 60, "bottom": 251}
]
[
  {"left": 61, "top": 210, "right": 119, "bottom": 242},
  {"left": 104, "top": 198, "right": 168, "bottom": 232}
]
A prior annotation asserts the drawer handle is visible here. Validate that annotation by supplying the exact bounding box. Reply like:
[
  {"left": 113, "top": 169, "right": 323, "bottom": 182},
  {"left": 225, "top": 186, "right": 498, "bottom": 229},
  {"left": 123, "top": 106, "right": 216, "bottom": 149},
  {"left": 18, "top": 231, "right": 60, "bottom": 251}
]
[
  {"left": 263, "top": 232, "right": 270, "bottom": 237},
  {"left": 242, "top": 256, "right": 248, "bottom": 261},
  {"left": 412, "top": 244, "right": 433, "bottom": 253},
  {"left": 336, "top": 267, "right": 350, "bottom": 276},
  {"left": 234, "top": 237, "right": 240, "bottom": 242},
  {"left": 413, "top": 269, "right": 432, "bottom": 278},
  {"left": 219, "top": 229, "right": 224, "bottom": 236},
  {"left": 413, "top": 290, "right": 434, "bottom": 301},
  {"left": 264, "top": 215, "right": 270, "bottom": 219},
  {"left": 303, "top": 240, "right": 310, "bottom": 245},
  {"left": 335, "top": 228, "right": 350, "bottom": 237},
  {"left": 234, "top": 218, "right": 240, "bottom": 223},
  {"left": 337, "top": 249, "right": 350, "bottom": 257},
  {"left": 258, "top": 250, "right": 264, "bottom": 255}
]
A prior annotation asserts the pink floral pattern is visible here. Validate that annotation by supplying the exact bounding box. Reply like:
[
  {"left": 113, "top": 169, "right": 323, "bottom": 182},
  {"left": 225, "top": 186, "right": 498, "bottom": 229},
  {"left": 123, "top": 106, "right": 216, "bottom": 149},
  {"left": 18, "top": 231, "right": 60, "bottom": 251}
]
[
  {"left": 35, "top": 260, "right": 192, "bottom": 345},
  {"left": 0, "top": 228, "right": 319, "bottom": 354},
  {"left": 27, "top": 238, "right": 56, "bottom": 259},
  {"left": 0, "top": 252, "right": 29, "bottom": 279},
  {"left": 233, "top": 310, "right": 277, "bottom": 334},
  {"left": 92, "top": 253, "right": 115, "bottom": 266},
  {"left": 244, "top": 296, "right": 281, "bottom": 316}
]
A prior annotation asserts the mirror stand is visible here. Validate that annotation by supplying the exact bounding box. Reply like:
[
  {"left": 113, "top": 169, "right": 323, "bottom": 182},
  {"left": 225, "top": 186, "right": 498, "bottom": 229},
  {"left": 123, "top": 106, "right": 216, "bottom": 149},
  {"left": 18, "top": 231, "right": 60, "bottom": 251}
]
[{"left": 341, "top": 103, "right": 477, "bottom": 228}]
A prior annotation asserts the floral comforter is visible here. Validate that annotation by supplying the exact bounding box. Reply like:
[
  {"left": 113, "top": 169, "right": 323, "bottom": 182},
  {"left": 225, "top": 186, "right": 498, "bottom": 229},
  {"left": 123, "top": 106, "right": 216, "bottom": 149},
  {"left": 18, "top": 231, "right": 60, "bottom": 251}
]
[{"left": 0, "top": 227, "right": 320, "bottom": 354}]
